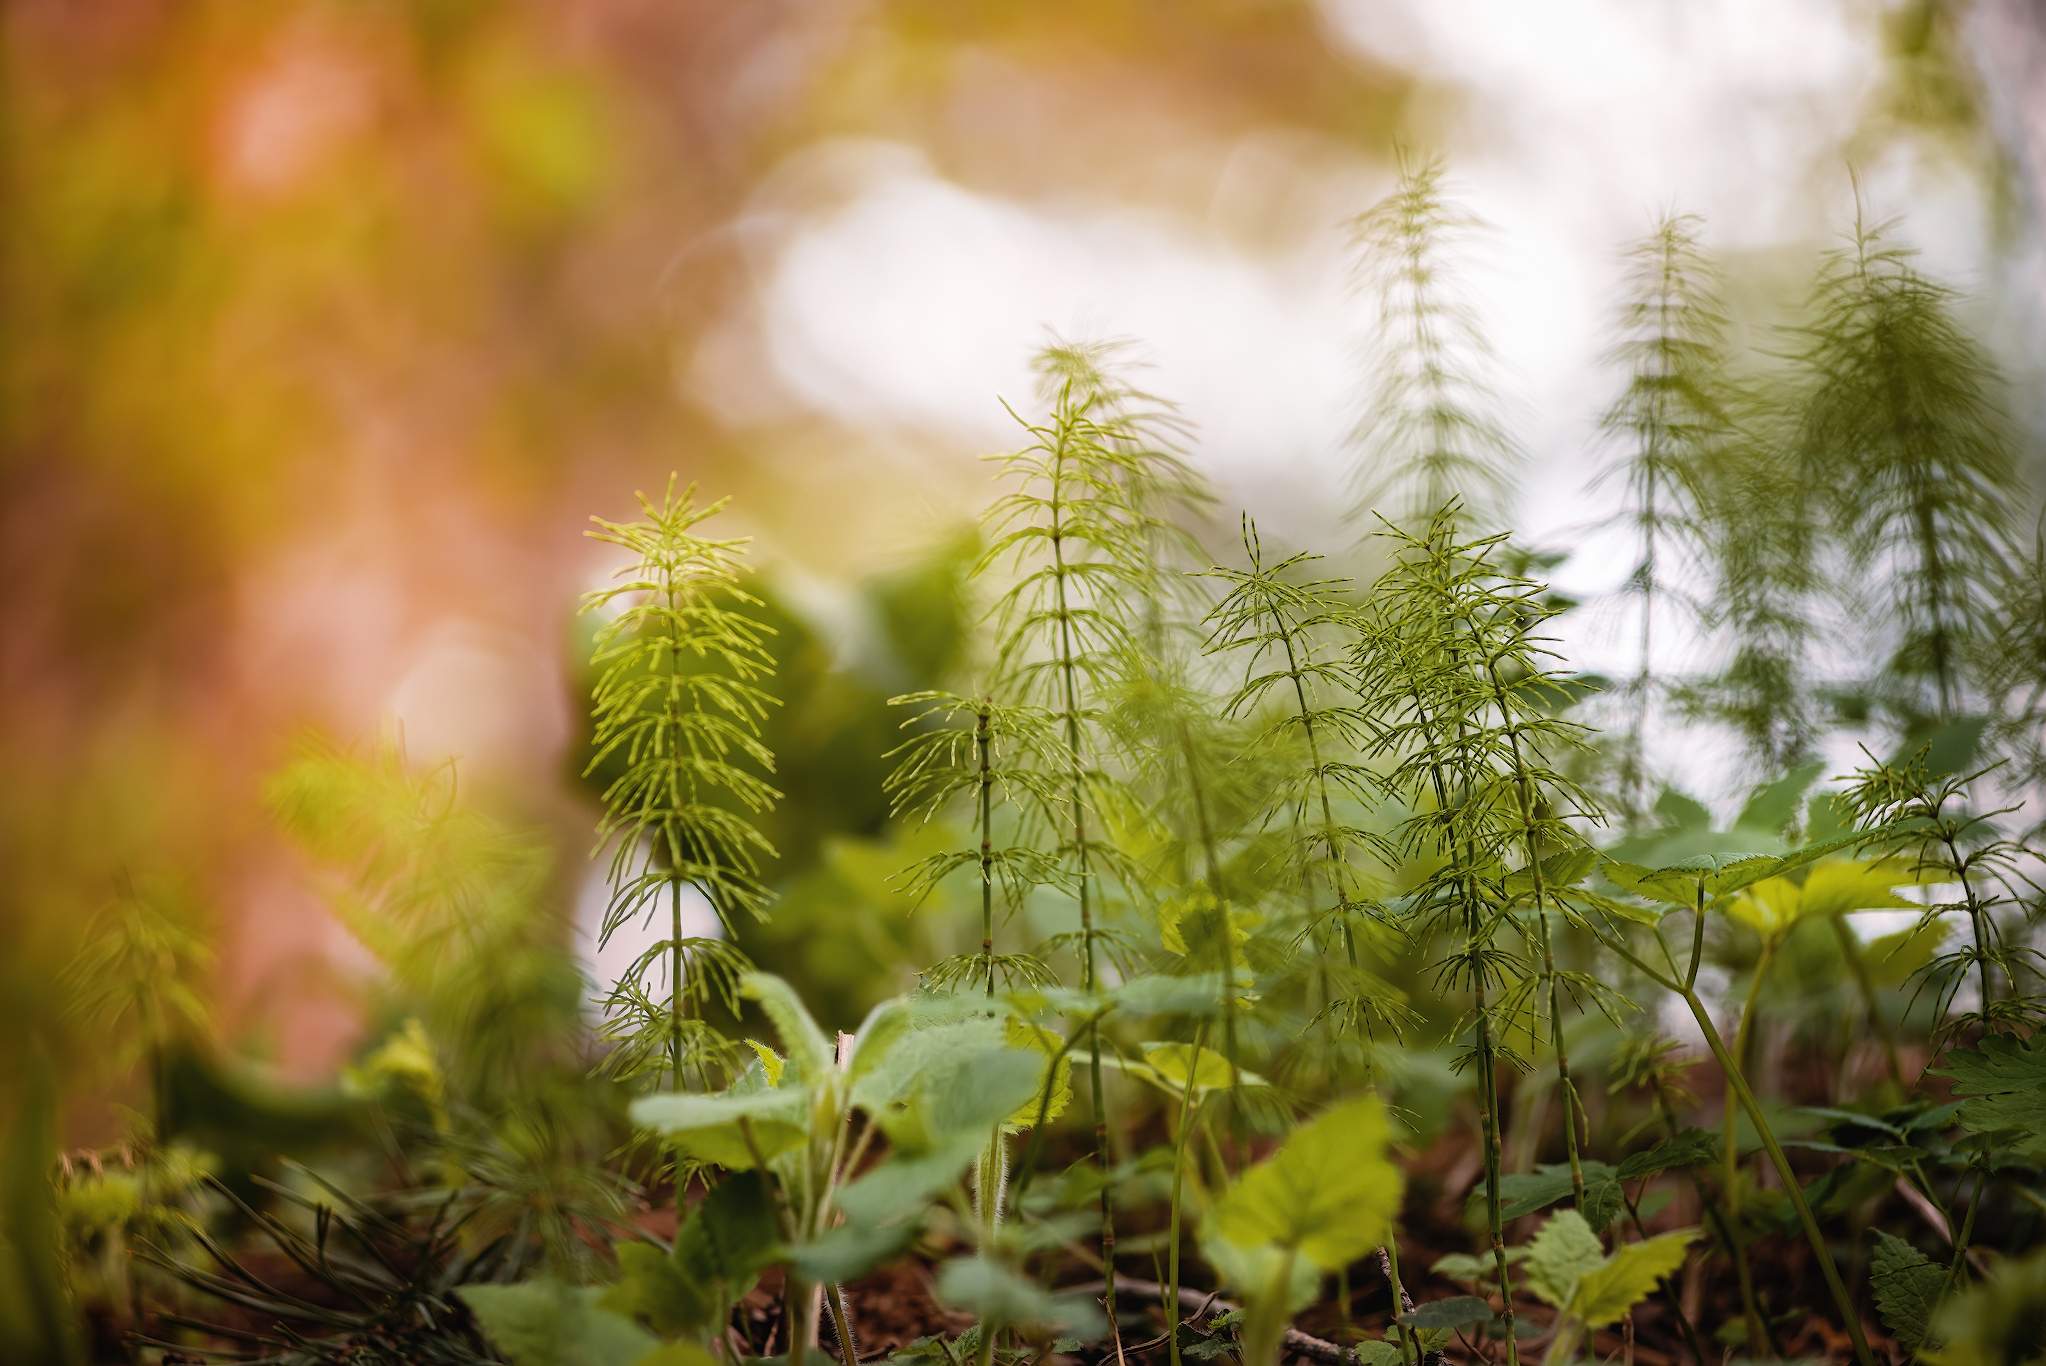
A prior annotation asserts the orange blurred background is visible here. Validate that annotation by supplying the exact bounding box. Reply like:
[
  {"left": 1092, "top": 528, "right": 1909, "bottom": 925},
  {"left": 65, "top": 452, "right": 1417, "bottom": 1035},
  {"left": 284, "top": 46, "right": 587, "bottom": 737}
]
[{"left": 3, "top": 0, "right": 2036, "bottom": 1128}]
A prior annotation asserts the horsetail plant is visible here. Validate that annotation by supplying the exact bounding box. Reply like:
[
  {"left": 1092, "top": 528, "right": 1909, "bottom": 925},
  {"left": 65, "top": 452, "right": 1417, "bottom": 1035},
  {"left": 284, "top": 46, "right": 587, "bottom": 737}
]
[
  {"left": 976, "top": 341, "right": 1212, "bottom": 1298},
  {"left": 583, "top": 479, "right": 778, "bottom": 1093},
  {"left": 1591, "top": 212, "right": 1730, "bottom": 821},
  {"left": 1352, "top": 506, "right": 1546, "bottom": 1358},
  {"left": 1347, "top": 153, "right": 1520, "bottom": 532},
  {"left": 884, "top": 692, "right": 1066, "bottom": 996}
]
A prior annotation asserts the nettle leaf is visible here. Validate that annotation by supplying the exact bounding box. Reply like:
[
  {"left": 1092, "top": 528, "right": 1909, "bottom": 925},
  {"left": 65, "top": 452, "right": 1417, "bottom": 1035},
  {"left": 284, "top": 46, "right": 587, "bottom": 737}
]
[
  {"left": 741, "top": 973, "right": 836, "bottom": 1083},
  {"left": 1522, "top": 1210, "right": 1606, "bottom": 1309},
  {"left": 1930, "top": 1033, "right": 2046, "bottom": 1139},
  {"left": 1137, "top": 1041, "right": 1267, "bottom": 1097},
  {"left": 604, "top": 1243, "right": 710, "bottom": 1338},
  {"left": 1004, "top": 1018, "right": 1073, "bottom": 1128},
  {"left": 1484, "top": 1161, "right": 1621, "bottom": 1227},
  {"left": 1616, "top": 1129, "right": 1719, "bottom": 1181},
  {"left": 1113, "top": 971, "right": 1246, "bottom": 1017},
  {"left": 1352, "top": 1342, "right": 1404, "bottom": 1366},
  {"left": 1602, "top": 853, "right": 1776, "bottom": 905},
  {"left": 787, "top": 1219, "right": 920, "bottom": 1285},
  {"left": 935, "top": 1256, "right": 1106, "bottom": 1339},
  {"left": 458, "top": 1280, "right": 656, "bottom": 1366},
  {"left": 676, "top": 1170, "right": 779, "bottom": 1286},
  {"left": 1209, "top": 1096, "right": 1404, "bottom": 1270},
  {"left": 1400, "top": 1296, "right": 1491, "bottom": 1330},
  {"left": 1727, "top": 859, "right": 1920, "bottom": 944},
  {"left": 1430, "top": 1248, "right": 1528, "bottom": 1286},
  {"left": 631, "top": 1091, "right": 804, "bottom": 1171},
  {"left": 1869, "top": 1230, "right": 1945, "bottom": 1349},
  {"left": 836, "top": 1130, "right": 984, "bottom": 1226},
  {"left": 1569, "top": 1231, "right": 1696, "bottom": 1328}
]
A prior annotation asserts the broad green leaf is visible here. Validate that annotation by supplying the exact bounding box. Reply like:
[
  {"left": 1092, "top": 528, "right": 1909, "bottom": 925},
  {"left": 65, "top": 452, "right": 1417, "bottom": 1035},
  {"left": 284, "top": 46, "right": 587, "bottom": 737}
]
[
  {"left": 844, "top": 997, "right": 916, "bottom": 1090},
  {"left": 458, "top": 1281, "right": 658, "bottom": 1366},
  {"left": 741, "top": 973, "right": 836, "bottom": 1083},
  {"left": 934, "top": 1256, "right": 1106, "bottom": 1338},
  {"left": 1139, "top": 1042, "right": 1266, "bottom": 1096},
  {"left": 632, "top": 1344, "right": 720, "bottom": 1366},
  {"left": 1931, "top": 1033, "right": 2046, "bottom": 1139},
  {"left": 1869, "top": 1230, "right": 1945, "bottom": 1349},
  {"left": 1504, "top": 846, "right": 1600, "bottom": 899},
  {"left": 1210, "top": 1097, "right": 1403, "bottom": 1270},
  {"left": 675, "top": 1171, "right": 779, "bottom": 1286},
  {"left": 1004, "top": 1018, "right": 1073, "bottom": 1128},
  {"left": 1603, "top": 853, "right": 1776, "bottom": 906},
  {"left": 835, "top": 1130, "right": 984, "bottom": 1225},
  {"left": 1483, "top": 1161, "right": 1619, "bottom": 1223},
  {"left": 1726, "top": 860, "right": 1920, "bottom": 944},
  {"left": 1196, "top": 1224, "right": 1321, "bottom": 1312},
  {"left": 743, "top": 1040, "right": 784, "bottom": 1086},
  {"left": 667, "top": 1119, "right": 803, "bottom": 1172},
  {"left": 1521, "top": 1209, "right": 1605, "bottom": 1309},
  {"left": 1734, "top": 762, "right": 1826, "bottom": 835},
  {"left": 1353, "top": 1342, "right": 1404, "bottom": 1366},
  {"left": 1429, "top": 1248, "right": 1527, "bottom": 1285},
  {"left": 1569, "top": 1230, "right": 1697, "bottom": 1328},
  {"left": 1112, "top": 972, "right": 1243, "bottom": 1017},
  {"left": 629, "top": 1090, "right": 803, "bottom": 1134},
  {"left": 603, "top": 1243, "right": 711, "bottom": 1338},
  {"left": 1867, "top": 920, "right": 1949, "bottom": 987},
  {"left": 1615, "top": 1129, "right": 1719, "bottom": 1181},
  {"left": 926, "top": 1047, "right": 1042, "bottom": 1136},
  {"left": 1400, "top": 1296, "right": 1491, "bottom": 1329},
  {"left": 1655, "top": 788, "right": 1713, "bottom": 833},
  {"left": 786, "top": 1218, "right": 920, "bottom": 1285}
]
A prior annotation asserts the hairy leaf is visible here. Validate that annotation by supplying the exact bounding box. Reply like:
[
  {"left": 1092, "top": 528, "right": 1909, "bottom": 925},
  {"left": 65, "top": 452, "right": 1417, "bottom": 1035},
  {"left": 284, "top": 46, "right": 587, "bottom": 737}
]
[
  {"left": 1522, "top": 1209, "right": 1606, "bottom": 1309},
  {"left": 1870, "top": 1230, "right": 1946, "bottom": 1349},
  {"left": 1931, "top": 1033, "right": 2046, "bottom": 1139},
  {"left": 459, "top": 1281, "right": 657, "bottom": 1366},
  {"left": 1570, "top": 1231, "right": 1696, "bottom": 1328},
  {"left": 1616, "top": 1129, "right": 1719, "bottom": 1181},
  {"left": 1209, "top": 1096, "right": 1404, "bottom": 1270}
]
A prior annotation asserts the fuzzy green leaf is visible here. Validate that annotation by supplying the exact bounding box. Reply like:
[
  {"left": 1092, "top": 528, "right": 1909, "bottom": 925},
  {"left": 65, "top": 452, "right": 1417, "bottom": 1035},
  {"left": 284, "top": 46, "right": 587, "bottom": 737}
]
[
  {"left": 935, "top": 1256, "right": 1106, "bottom": 1338},
  {"left": 1522, "top": 1209, "right": 1606, "bottom": 1309},
  {"left": 1930, "top": 1034, "right": 2046, "bottom": 1139},
  {"left": 1209, "top": 1097, "right": 1404, "bottom": 1270},
  {"left": 1570, "top": 1231, "right": 1696, "bottom": 1328},
  {"left": 1616, "top": 1129, "right": 1719, "bottom": 1181},
  {"left": 1869, "top": 1230, "right": 1946, "bottom": 1349},
  {"left": 740, "top": 973, "right": 836, "bottom": 1084},
  {"left": 459, "top": 1281, "right": 657, "bottom": 1366}
]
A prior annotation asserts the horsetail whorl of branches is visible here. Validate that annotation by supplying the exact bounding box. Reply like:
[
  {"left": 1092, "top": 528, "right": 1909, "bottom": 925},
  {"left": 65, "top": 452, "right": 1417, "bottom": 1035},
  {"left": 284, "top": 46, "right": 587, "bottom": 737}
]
[
  {"left": 582, "top": 478, "right": 779, "bottom": 1089},
  {"left": 1348, "top": 152, "right": 1520, "bottom": 532},
  {"left": 1790, "top": 206, "right": 2018, "bottom": 723},
  {"left": 1592, "top": 211, "right": 1731, "bottom": 818}
]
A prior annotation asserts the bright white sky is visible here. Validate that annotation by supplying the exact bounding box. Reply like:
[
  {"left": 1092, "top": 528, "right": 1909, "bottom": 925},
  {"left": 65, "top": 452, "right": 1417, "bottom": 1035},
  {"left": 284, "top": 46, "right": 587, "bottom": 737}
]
[{"left": 687, "top": 0, "right": 2030, "bottom": 816}]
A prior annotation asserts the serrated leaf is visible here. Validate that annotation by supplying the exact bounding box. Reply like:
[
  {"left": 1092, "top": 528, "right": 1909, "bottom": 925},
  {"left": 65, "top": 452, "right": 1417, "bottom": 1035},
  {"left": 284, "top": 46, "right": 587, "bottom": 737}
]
[
  {"left": 1400, "top": 1295, "right": 1491, "bottom": 1329},
  {"left": 1484, "top": 1161, "right": 1620, "bottom": 1222},
  {"left": 1569, "top": 1230, "right": 1697, "bottom": 1328},
  {"left": 1429, "top": 1248, "right": 1527, "bottom": 1285},
  {"left": 1930, "top": 1034, "right": 2046, "bottom": 1139},
  {"left": 1869, "top": 1230, "right": 1945, "bottom": 1349},
  {"left": 1616, "top": 1129, "right": 1719, "bottom": 1181},
  {"left": 1209, "top": 1096, "right": 1404, "bottom": 1270},
  {"left": 1522, "top": 1209, "right": 1605, "bottom": 1309},
  {"left": 1352, "top": 1342, "right": 1404, "bottom": 1366},
  {"left": 458, "top": 1281, "right": 657, "bottom": 1366},
  {"left": 934, "top": 1256, "right": 1105, "bottom": 1338},
  {"left": 836, "top": 1130, "right": 985, "bottom": 1225},
  {"left": 1727, "top": 860, "right": 1920, "bottom": 944},
  {"left": 604, "top": 1243, "right": 711, "bottom": 1338},
  {"left": 786, "top": 1218, "right": 920, "bottom": 1285},
  {"left": 1004, "top": 1018, "right": 1073, "bottom": 1128},
  {"left": 675, "top": 1170, "right": 779, "bottom": 1285},
  {"left": 741, "top": 973, "right": 836, "bottom": 1083}
]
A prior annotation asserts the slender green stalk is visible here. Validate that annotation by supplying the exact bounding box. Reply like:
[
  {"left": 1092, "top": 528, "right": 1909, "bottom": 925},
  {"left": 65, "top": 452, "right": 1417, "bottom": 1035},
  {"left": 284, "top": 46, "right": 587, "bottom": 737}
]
[
  {"left": 1599, "top": 928, "right": 1877, "bottom": 1366},
  {"left": 1166, "top": 1021, "right": 1209, "bottom": 1366},
  {"left": 978, "top": 701, "right": 996, "bottom": 997}
]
